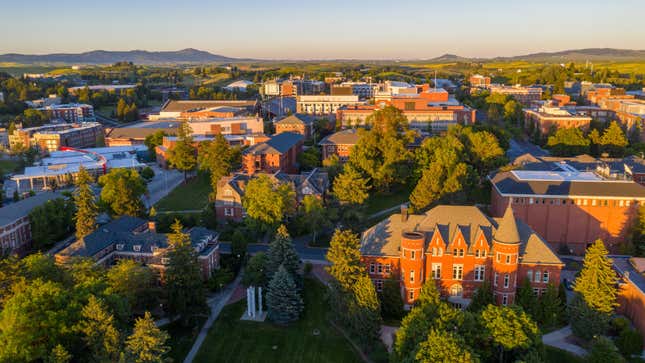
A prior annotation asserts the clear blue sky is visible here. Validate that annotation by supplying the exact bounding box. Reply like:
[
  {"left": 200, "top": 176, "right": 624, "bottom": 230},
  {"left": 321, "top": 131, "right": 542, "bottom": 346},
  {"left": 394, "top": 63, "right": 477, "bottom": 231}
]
[{"left": 1, "top": 0, "right": 643, "bottom": 59}]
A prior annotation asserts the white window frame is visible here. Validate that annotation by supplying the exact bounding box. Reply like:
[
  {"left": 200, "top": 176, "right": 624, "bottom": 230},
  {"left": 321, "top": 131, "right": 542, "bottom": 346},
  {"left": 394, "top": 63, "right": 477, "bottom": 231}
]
[
  {"left": 431, "top": 263, "right": 442, "bottom": 279},
  {"left": 474, "top": 265, "right": 485, "bottom": 281},
  {"left": 504, "top": 274, "right": 510, "bottom": 288},
  {"left": 452, "top": 264, "right": 463, "bottom": 280}
]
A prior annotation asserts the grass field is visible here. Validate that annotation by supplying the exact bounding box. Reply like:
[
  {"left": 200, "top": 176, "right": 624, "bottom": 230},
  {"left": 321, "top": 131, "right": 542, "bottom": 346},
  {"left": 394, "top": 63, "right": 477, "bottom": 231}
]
[
  {"left": 364, "top": 187, "right": 412, "bottom": 216},
  {"left": 154, "top": 175, "right": 211, "bottom": 212},
  {"left": 163, "top": 317, "right": 206, "bottom": 363},
  {"left": 544, "top": 346, "right": 585, "bottom": 363},
  {"left": 193, "top": 278, "right": 362, "bottom": 363},
  {"left": 0, "top": 159, "right": 20, "bottom": 175}
]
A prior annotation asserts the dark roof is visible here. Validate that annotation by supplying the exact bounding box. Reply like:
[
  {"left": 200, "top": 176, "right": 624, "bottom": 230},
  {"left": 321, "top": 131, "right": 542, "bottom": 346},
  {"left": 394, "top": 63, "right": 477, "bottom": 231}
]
[
  {"left": 276, "top": 114, "right": 314, "bottom": 126},
  {"left": 318, "top": 129, "right": 360, "bottom": 146},
  {"left": 58, "top": 216, "right": 219, "bottom": 259},
  {"left": 162, "top": 100, "right": 257, "bottom": 113},
  {"left": 490, "top": 171, "right": 645, "bottom": 198},
  {"left": 0, "top": 192, "right": 65, "bottom": 226},
  {"left": 106, "top": 127, "right": 175, "bottom": 140},
  {"left": 361, "top": 205, "right": 562, "bottom": 265},
  {"left": 244, "top": 132, "right": 303, "bottom": 155}
]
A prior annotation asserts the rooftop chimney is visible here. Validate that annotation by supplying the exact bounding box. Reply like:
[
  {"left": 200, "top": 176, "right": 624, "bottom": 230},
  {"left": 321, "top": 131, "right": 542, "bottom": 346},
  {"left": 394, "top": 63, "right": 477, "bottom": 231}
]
[
  {"left": 148, "top": 221, "right": 156, "bottom": 233},
  {"left": 401, "top": 204, "right": 409, "bottom": 222}
]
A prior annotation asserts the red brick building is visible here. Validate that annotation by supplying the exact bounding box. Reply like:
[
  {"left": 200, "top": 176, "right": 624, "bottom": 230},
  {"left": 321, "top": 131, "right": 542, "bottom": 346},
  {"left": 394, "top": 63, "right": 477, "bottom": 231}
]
[
  {"left": 614, "top": 257, "right": 645, "bottom": 346},
  {"left": 242, "top": 132, "right": 303, "bottom": 174},
  {"left": 469, "top": 75, "right": 491, "bottom": 88},
  {"left": 215, "top": 169, "right": 329, "bottom": 222},
  {"left": 55, "top": 217, "right": 221, "bottom": 280},
  {"left": 360, "top": 205, "right": 563, "bottom": 307},
  {"left": 274, "top": 114, "right": 314, "bottom": 139},
  {"left": 318, "top": 129, "right": 361, "bottom": 162},
  {"left": 490, "top": 169, "right": 645, "bottom": 254},
  {"left": 523, "top": 106, "right": 592, "bottom": 135}
]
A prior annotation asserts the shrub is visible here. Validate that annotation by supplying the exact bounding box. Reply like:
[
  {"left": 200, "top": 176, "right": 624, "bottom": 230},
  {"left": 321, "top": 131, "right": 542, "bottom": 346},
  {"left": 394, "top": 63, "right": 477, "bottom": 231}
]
[
  {"left": 207, "top": 268, "right": 235, "bottom": 292},
  {"left": 611, "top": 317, "right": 632, "bottom": 336},
  {"left": 616, "top": 327, "right": 644, "bottom": 357},
  {"left": 303, "top": 262, "right": 313, "bottom": 276},
  {"left": 140, "top": 166, "right": 155, "bottom": 180}
]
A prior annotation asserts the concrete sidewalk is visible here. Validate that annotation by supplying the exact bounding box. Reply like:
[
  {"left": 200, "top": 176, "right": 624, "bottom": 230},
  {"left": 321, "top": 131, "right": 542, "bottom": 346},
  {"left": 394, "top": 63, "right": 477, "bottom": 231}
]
[
  {"left": 182, "top": 273, "right": 242, "bottom": 363},
  {"left": 542, "top": 325, "right": 587, "bottom": 357}
]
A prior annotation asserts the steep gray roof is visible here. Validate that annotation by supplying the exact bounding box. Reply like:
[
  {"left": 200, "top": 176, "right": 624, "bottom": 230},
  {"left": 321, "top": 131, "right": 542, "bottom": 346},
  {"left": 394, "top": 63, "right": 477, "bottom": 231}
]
[
  {"left": 243, "top": 132, "right": 303, "bottom": 155},
  {"left": 360, "top": 205, "right": 562, "bottom": 265},
  {"left": 0, "top": 192, "right": 65, "bottom": 226}
]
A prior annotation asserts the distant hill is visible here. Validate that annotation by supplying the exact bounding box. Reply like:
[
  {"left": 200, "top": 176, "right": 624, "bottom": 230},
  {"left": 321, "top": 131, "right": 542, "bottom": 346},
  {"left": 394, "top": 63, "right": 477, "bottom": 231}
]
[
  {"left": 0, "top": 48, "right": 238, "bottom": 65},
  {"left": 498, "top": 48, "right": 645, "bottom": 62},
  {"left": 425, "top": 48, "right": 645, "bottom": 63}
]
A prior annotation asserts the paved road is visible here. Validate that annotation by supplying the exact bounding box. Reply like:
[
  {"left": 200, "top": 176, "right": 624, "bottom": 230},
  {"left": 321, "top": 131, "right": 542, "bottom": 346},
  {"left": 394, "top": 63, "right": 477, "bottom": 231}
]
[
  {"left": 183, "top": 273, "right": 242, "bottom": 363},
  {"left": 144, "top": 165, "right": 184, "bottom": 208}
]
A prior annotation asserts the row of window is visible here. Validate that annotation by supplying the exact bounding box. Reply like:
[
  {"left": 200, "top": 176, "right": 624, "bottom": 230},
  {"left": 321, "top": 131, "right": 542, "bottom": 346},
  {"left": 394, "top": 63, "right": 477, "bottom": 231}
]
[
  {"left": 513, "top": 197, "right": 634, "bottom": 207},
  {"left": 527, "top": 270, "right": 550, "bottom": 284},
  {"left": 428, "top": 247, "right": 488, "bottom": 258},
  {"left": 496, "top": 252, "right": 516, "bottom": 265},
  {"left": 493, "top": 272, "right": 513, "bottom": 289},
  {"left": 369, "top": 262, "right": 392, "bottom": 275}
]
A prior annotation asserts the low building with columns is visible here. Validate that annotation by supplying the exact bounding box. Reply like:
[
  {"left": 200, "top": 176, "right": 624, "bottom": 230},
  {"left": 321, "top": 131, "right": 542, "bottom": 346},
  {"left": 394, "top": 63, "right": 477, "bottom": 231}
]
[
  {"left": 360, "top": 205, "right": 563, "bottom": 308},
  {"left": 296, "top": 94, "right": 364, "bottom": 115}
]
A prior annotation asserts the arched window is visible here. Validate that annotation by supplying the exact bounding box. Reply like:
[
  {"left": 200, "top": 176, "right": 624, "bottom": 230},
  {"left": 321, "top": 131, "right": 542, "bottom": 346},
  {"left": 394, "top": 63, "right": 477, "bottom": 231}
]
[{"left": 450, "top": 284, "right": 463, "bottom": 297}]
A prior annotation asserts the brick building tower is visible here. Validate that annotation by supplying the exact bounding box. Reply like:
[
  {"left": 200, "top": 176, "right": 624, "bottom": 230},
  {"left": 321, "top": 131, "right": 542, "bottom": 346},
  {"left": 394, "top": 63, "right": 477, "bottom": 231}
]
[{"left": 491, "top": 206, "right": 522, "bottom": 306}]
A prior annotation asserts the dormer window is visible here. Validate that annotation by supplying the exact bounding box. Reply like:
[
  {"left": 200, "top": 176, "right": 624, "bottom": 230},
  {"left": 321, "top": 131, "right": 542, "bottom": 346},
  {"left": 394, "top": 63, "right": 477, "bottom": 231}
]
[
  {"left": 133, "top": 245, "right": 142, "bottom": 252},
  {"left": 161, "top": 257, "right": 170, "bottom": 265},
  {"left": 116, "top": 244, "right": 124, "bottom": 251}
]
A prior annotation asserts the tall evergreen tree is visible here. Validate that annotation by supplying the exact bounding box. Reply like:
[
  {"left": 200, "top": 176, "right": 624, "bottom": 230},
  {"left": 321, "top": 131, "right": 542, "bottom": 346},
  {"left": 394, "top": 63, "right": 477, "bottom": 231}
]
[
  {"left": 77, "top": 295, "right": 120, "bottom": 363},
  {"left": 167, "top": 121, "right": 196, "bottom": 182},
  {"left": 266, "top": 265, "right": 303, "bottom": 324},
  {"left": 325, "top": 229, "right": 364, "bottom": 290},
  {"left": 48, "top": 345, "right": 72, "bottom": 363},
  {"left": 74, "top": 166, "right": 97, "bottom": 239},
  {"left": 379, "top": 278, "right": 404, "bottom": 320},
  {"left": 125, "top": 312, "right": 170, "bottom": 363},
  {"left": 515, "top": 277, "right": 538, "bottom": 318},
  {"left": 573, "top": 239, "right": 618, "bottom": 314},
  {"left": 536, "top": 283, "right": 564, "bottom": 329},
  {"left": 347, "top": 273, "right": 382, "bottom": 347},
  {"left": 165, "top": 220, "right": 207, "bottom": 324},
  {"left": 467, "top": 280, "right": 494, "bottom": 313},
  {"left": 600, "top": 121, "right": 629, "bottom": 157},
  {"left": 98, "top": 168, "right": 146, "bottom": 217},
  {"left": 265, "top": 225, "right": 300, "bottom": 280}
]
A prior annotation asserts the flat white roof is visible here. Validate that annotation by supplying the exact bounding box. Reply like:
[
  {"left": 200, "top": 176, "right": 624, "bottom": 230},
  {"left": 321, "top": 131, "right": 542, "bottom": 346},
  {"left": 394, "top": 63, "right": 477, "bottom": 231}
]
[{"left": 511, "top": 170, "right": 602, "bottom": 182}]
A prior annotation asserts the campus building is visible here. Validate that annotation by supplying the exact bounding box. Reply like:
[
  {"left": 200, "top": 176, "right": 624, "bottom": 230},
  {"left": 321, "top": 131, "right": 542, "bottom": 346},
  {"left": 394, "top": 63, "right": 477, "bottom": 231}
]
[
  {"left": 274, "top": 114, "right": 315, "bottom": 139},
  {"left": 241, "top": 132, "right": 304, "bottom": 174},
  {"left": 469, "top": 74, "right": 491, "bottom": 89},
  {"left": 296, "top": 94, "right": 364, "bottom": 115},
  {"left": 9, "top": 122, "right": 104, "bottom": 152},
  {"left": 489, "top": 85, "right": 543, "bottom": 105},
  {"left": 360, "top": 205, "right": 563, "bottom": 307},
  {"left": 0, "top": 192, "right": 64, "bottom": 255},
  {"left": 337, "top": 88, "right": 476, "bottom": 131},
  {"left": 489, "top": 166, "right": 645, "bottom": 254},
  {"left": 55, "top": 217, "right": 220, "bottom": 279},
  {"left": 523, "top": 106, "right": 593, "bottom": 135},
  {"left": 37, "top": 103, "right": 95, "bottom": 123},
  {"left": 11, "top": 145, "right": 147, "bottom": 193},
  {"left": 215, "top": 169, "right": 329, "bottom": 222},
  {"left": 318, "top": 129, "right": 361, "bottom": 162},
  {"left": 153, "top": 99, "right": 259, "bottom": 120}
]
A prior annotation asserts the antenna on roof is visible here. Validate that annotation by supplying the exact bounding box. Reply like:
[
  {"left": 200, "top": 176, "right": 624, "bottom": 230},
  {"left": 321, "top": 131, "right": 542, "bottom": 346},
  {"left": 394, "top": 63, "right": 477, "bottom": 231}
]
[{"left": 434, "top": 70, "right": 437, "bottom": 90}]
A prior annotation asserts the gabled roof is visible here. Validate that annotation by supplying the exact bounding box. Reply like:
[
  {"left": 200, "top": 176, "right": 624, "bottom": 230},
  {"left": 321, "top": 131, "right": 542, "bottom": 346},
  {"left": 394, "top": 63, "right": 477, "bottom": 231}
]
[
  {"left": 275, "top": 114, "right": 314, "bottom": 126},
  {"left": 243, "top": 132, "right": 303, "bottom": 155},
  {"left": 360, "top": 205, "right": 562, "bottom": 265},
  {"left": 318, "top": 129, "right": 360, "bottom": 146}
]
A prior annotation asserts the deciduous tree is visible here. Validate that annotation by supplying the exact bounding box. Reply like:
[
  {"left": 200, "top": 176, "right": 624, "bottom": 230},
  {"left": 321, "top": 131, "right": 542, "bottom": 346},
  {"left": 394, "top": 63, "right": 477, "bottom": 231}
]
[
  {"left": 167, "top": 121, "right": 196, "bottom": 182},
  {"left": 99, "top": 168, "right": 146, "bottom": 217},
  {"left": 415, "top": 329, "right": 476, "bottom": 363},
  {"left": 125, "top": 312, "right": 170, "bottom": 363}
]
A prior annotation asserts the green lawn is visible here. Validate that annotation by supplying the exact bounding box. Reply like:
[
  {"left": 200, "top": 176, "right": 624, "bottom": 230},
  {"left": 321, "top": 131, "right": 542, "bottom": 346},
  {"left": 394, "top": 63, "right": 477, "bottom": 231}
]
[
  {"left": 163, "top": 317, "right": 206, "bottom": 363},
  {"left": 364, "top": 187, "right": 412, "bottom": 216},
  {"left": 544, "top": 346, "right": 585, "bottom": 363},
  {"left": 193, "top": 279, "right": 362, "bottom": 363},
  {"left": 155, "top": 175, "right": 211, "bottom": 212},
  {"left": 0, "top": 159, "right": 20, "bottom": 175}
]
